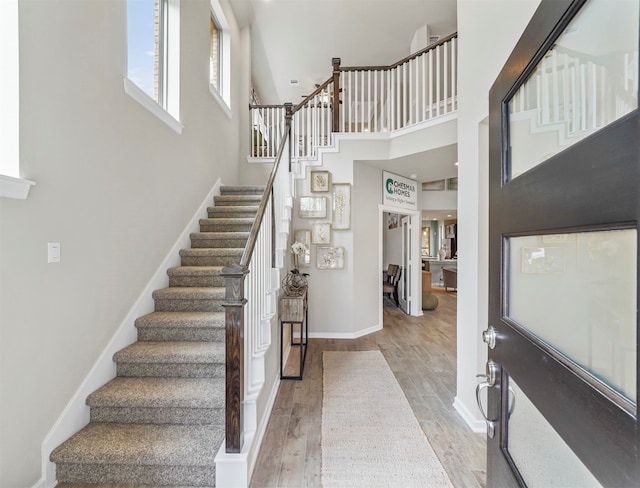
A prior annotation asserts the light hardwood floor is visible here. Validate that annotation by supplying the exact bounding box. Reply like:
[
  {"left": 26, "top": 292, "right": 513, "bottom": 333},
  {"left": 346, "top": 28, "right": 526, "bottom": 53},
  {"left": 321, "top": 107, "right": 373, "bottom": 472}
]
[{"left": 249, "top": 289, "right": 486, "bottom": 488}]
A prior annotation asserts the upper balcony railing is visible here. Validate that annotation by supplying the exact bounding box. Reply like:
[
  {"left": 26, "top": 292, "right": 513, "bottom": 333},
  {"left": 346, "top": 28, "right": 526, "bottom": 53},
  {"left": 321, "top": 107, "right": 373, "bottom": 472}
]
[{"left": 250, "top": 33, "right": 458, "bottom": 160}]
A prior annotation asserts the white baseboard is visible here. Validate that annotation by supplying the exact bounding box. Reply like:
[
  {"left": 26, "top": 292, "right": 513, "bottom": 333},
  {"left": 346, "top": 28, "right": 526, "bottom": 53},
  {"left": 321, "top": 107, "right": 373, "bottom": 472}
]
[
  {"left": 453, "top": 396, "right": 487, "bottom": 434},
  {"left": 308, "top": 322, "right": 382, "bottom": 340},
  {"left": 30, "top": 478, "right": 45, "bottom": 488},
  {"left": 39, "top": 179, "right": 223, "bottom": 488}
]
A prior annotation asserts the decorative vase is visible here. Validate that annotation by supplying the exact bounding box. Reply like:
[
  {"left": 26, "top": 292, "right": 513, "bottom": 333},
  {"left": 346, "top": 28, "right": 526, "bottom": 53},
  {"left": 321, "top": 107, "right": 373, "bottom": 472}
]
[
  {"left": 293, "top": 253, "right": 299, "bottom": 270},
  {"left": 282, "top": 271, "right": 307, "bottom": 296}
]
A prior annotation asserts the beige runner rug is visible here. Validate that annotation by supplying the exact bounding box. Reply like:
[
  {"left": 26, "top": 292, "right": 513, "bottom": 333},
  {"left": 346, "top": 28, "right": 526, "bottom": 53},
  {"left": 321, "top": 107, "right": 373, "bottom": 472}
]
[{"left": 321, "top": 350, "right": 453, "bottom": 487}]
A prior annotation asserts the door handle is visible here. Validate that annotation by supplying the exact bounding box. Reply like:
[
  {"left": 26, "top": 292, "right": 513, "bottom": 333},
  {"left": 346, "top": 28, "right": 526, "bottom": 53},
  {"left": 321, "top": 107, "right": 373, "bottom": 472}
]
[{"left": 476, "top": 359, "right": 500, "bottom": 438}]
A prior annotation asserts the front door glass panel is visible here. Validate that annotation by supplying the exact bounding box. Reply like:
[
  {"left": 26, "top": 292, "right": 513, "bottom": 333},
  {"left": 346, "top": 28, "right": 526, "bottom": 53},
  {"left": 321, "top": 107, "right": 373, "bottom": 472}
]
[
  {"left": 507, "top": 0, "right": 639, "bottom": 180},
  {"left": 507, "top": 229, "right": 637, "bottom": 401},
  {"left": 506, "top": 377, "right": 602, "bottom": 487}
]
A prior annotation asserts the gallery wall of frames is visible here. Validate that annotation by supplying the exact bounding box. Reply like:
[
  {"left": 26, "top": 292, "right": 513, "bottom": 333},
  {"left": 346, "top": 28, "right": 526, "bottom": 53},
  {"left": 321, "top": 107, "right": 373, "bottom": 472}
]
[{"left": 293, "top": 169, "right": 351, "bottom": 270}]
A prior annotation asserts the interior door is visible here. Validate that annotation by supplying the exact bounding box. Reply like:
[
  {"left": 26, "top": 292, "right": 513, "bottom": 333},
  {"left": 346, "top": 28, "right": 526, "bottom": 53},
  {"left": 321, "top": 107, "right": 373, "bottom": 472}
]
[{"left": 484, "top": 0, "right": 639, "bottom": 486}]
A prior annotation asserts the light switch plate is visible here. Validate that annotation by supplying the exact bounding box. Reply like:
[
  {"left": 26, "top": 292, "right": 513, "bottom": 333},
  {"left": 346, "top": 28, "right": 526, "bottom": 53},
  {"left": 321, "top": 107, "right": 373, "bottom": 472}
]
[{"left": 48, "top": 242, "right": 60, "bottom": 263}]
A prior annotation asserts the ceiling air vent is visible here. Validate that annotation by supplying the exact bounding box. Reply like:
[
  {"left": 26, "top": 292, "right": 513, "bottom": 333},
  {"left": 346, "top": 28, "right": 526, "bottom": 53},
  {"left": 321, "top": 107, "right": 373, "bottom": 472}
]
[{"left": 429, "top": 35, "right": 441, "bottom": 44}]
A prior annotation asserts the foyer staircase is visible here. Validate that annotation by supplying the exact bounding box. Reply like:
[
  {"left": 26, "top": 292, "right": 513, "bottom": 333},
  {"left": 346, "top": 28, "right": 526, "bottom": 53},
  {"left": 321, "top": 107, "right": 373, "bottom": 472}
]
[{"left": 50, "top": 185, "right": 265, "bottom": 487}]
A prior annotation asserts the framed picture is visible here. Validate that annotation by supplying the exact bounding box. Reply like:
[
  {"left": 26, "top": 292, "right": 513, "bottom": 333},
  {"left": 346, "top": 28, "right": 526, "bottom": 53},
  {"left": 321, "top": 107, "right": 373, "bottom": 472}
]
[
  {"left": 317, "top": 246, "right": 345, "bottom": 269},
  {"left": 311, "top": 222, "right": 331, "bottom": 244},
  {"left": 293, "top": 229, "right": 311, "bottom": 268},
  {"left": 447, "top": 177, "right": 458, "bottom": 191},
  {"left": 332, "top": 183, "right": 351, "bottom": 230},
  {"left": 310, "top": 170, "right": 331, "bottom": 192},
  {"left": 299, "top": 196, "right": 327, "bottom": 218}
]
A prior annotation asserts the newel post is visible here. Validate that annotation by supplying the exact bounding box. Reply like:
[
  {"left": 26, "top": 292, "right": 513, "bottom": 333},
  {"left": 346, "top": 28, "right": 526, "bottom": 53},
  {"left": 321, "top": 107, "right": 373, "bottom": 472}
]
[
  {"left": 220, "top": 263, "right": 248, "bottom": 453},
  {"left": 332, "top": 57, "right": 341, "bottom": 132}
]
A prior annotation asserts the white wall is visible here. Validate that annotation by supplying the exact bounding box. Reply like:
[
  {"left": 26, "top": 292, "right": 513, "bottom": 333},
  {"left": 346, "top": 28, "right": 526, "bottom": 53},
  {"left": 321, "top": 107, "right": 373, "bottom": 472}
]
[
  {"left": 293, "top": 161, "right": 356, "bottom": 336},
  {"left": 0, "top": 0, "right": 245, "bottom": 485},
  {"left": 354, "top": 162, "right": 383, "bottom": 332},
  {"left": 455, "top": 0, "right": 541, "bottom": 429}
]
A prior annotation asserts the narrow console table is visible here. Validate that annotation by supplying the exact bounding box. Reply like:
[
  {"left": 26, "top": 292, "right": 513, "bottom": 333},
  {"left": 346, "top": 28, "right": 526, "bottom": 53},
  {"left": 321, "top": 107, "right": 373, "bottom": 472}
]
[{"left": 279, "top": 291, "right": 308, "bottom": 380}]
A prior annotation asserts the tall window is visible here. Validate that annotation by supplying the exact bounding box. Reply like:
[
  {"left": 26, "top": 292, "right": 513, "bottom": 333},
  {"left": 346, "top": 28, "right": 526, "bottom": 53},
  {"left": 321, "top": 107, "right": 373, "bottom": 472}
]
[
  {"left": 209, "top": 0, "right": 230, "bottom": 110},
  {"left": 126, "top": 0, "right": 180, "bottom": 126},
  {"left": 210, "top": 14, "right": 220, "bottom": 91},
  {"left": 127, "top": 0, "right": 160, "bottom": 101}
]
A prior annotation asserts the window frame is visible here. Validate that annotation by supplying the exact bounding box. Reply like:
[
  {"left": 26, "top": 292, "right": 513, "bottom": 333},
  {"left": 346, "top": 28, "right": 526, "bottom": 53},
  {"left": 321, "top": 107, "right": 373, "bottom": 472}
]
[
  {"left": 209, "top": 0, "right": 231, "bottom": 116},
  {"left": 125, "top": 0, "right": 182, "bottom": 133}
]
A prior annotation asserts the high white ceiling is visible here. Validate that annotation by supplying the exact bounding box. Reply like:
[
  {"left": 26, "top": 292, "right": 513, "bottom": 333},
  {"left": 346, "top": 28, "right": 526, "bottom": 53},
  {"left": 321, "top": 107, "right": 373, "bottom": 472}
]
[
  {"left": 228, "top": 0, "right": 459, "bottom": 219},
  {"left": 229, "top": 0, "right": 458, "bottom": 104}
]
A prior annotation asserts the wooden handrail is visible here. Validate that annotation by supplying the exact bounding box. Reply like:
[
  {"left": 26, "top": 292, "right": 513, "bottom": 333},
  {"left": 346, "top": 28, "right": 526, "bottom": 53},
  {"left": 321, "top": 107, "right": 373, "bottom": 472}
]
[
  {"left": 293, "top": 77, "right": 333, "bottom": 113},
  {"left": 221, "top": 103, "right": 292, "bottom": 453},
  {"left": 339, "top": 32, "right": 457, "bottom": 72}
]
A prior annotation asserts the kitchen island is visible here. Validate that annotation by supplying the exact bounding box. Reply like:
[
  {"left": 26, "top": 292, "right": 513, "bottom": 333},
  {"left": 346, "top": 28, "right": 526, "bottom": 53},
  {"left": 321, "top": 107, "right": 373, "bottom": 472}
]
[{"left": 422, "top": 258, "right": 458, "bottom": 287}]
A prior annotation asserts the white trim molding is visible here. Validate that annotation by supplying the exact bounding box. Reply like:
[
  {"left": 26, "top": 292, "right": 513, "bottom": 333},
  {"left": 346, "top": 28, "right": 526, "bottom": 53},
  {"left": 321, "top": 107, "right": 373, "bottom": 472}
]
[
  {"left": 453, "top": 396, "right": 487, "bottom": 434},
  {"left": 0, "top": 174, "right": 36, "bottom": 199},
  {"left": 123, "top": 78, "right": 183, "bottom": 135}
]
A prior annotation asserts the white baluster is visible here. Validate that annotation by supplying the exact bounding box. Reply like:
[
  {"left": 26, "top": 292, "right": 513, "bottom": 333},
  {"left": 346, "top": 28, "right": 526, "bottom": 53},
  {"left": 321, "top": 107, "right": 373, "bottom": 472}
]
[
  {"left": 347, "top": 70, "right": 352, "bottom": 133},
  {"left": 367, "top": 70, "right": 372, "bottom": 132},
  {"left": 451, "top": 37, "right": 457, "bottom": 111},
  {"left": 402, "top": 62, "right": 407, "bottom": 128},
  {"left": 580, "top": 62, "right": 586, "bottom": 131},
  {"left": 562, "top": 53, "right": 569, "bottom": 126},
  {"left": 428, "top": 49, "right": 433, "bottom": 119},
  {"left": 590, "top": 61, "right": 597, "bottom": 131},
  {"left": 443, "top": 41, "right": 448, "bottom": 116},
  {"left": 436, "top": 45, "right": 441, "bottom": 117},
  {"left": 552, "top": 50, "right": 559, "bottom": 124},
  {"left": 374, "top": 70, "right": 378, "bottom": 132}
]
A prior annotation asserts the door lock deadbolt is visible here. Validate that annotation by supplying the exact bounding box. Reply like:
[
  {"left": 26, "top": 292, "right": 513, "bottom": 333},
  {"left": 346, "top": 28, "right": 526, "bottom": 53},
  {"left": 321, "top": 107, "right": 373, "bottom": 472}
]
[{"left": 482, "top": 326, "right": 498, "bottom": 349}]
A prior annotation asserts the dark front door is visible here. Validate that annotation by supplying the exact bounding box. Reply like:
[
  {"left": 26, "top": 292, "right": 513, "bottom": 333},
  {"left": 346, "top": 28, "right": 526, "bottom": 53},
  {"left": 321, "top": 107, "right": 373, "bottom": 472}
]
[{"left": 485, "top": 0, "right": 639, "bottom": 486}]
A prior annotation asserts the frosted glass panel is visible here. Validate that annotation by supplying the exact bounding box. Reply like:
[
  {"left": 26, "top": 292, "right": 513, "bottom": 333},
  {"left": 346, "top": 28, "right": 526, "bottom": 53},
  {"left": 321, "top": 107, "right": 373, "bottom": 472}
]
[
  {"left": 507, "top": 378, "right": 602, "bottom": 487},
  {"left": 508, "top": 0, "right": 639, "bottom": 179},
  {"left": 507, "top": 230, "right": 636, "bottom": 401}
]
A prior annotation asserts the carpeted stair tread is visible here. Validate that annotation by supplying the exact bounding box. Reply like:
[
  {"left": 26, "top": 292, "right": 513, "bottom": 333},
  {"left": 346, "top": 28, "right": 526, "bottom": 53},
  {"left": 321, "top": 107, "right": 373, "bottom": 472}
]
[
  {"left": 199, "top": 217, "right": 255, "bottom": 226},
  {"left": 56, "top": 483, "right": 209, "bottom": 488},
  {"left": 87, "top": 377, "right": 224, "bottom": 409},
  {"left": 152, "top": 287, "right": 225, "bottom": 301},
  {"left": 207, "top": 205, "right": 259, "bottom": 216},
  {"left": 50, "top": 423, "right": 222, "bottom": 467},
  {"left": 189, "top": 232, "right": 249, "bottom": 249},
  {"left": 152, "top": 287, "right": 225, "bottom": 312},
  {"left": 167, "top": 266, "right": 224, "bottom": 277},
  {"left": 180, "top": 248, "right": 243, "bottom": 257},
  {"left": 134, "top": 312, "right": 225, "bottom": 342},
  {"left": 114, "top": 341, "right": 224, "bottom": 364},
  {"left": 166, "top": 266, "right": 227, "bottom": 288},
  {"left": 220, "top": 185, "right": 265, "bottom": 195},
  {"left": 213, "top": 194, "right": 262, "bottom": 204},
  {"left": 135, "top": 311, "right": 225, "bottom": 329},
  {"left": 190, "top": 231, "right": 250, "bottom": 239},
  {"left": 179, "top": 248, "right": 243, "bottom": 267},
  {"left": 198, "top": 218, "right": 254, "bottom": 232}
]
